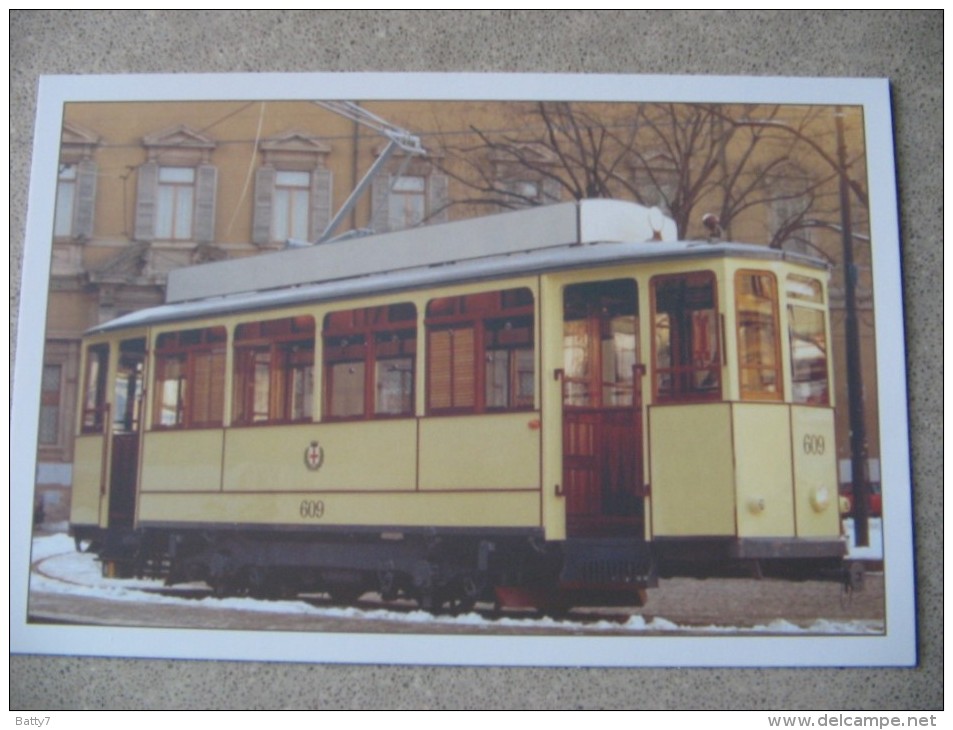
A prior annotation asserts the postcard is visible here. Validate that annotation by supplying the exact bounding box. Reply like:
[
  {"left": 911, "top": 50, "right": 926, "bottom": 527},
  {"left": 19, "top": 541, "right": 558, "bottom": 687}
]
[{"left": 11, "top": 72, "right": 914, "bottom": 666}]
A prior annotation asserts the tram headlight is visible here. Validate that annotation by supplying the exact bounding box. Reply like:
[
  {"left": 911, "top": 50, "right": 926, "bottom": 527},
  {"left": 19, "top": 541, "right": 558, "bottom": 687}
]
[
  {"left": 746, "top": 497, "right": 766, "bottom": 515},
  {"left": 810, "top": 486, "right": 831, "bottom": 512}
]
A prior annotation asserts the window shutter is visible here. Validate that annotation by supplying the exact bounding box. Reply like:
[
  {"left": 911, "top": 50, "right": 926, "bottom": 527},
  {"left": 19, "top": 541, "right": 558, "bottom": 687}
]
[
  {"left": 193, "top": 164, "right": 217, "bottom": 243},
  {"left": 191, "top": 348, "right": 225, "bottom": 426},
  {"left": 428, "top": 329, "right": 452, "bottom": 411},
  {"left": 371, "top": 174, "right": 392, "bottom": 233},
  {"left": 428, "top": 326, "right": 475, "bottom": 411},
  {"left": 252, "top": 166, "right": 276, "bottom": 245},
  {"left": 542, "top": 177, "right": 562, "bottom": 204},
  {"left": 428, "top": 173, "right": 449, "bottom": 224},
  {"left": 73, "top": 159, "right": 97, "bottom": 239},
  {"left": 452, "top": 326, "right": 475, "bottom": 408},
  {"left": 309, "top": 167, "right": 333, "bottom": 242},
  {"left": 133, "top": 161, "right": 158, "bottom": 241}
]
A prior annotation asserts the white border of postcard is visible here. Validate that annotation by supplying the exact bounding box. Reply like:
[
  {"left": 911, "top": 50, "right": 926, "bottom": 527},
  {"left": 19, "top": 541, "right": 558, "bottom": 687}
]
[{"left": 11, "top": 72, "right": 915, "bottom": 667}]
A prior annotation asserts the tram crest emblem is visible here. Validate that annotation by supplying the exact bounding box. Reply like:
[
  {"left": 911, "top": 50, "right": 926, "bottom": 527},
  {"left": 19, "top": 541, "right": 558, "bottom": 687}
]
[{"left": 304, "top": 441, "right": 324, "bottom": 471}]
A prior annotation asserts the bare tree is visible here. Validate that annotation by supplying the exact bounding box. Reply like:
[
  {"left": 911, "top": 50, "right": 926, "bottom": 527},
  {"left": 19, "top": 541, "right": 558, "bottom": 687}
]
[{"left": 433, "top": 101, "right": 852, "bottom": 245}]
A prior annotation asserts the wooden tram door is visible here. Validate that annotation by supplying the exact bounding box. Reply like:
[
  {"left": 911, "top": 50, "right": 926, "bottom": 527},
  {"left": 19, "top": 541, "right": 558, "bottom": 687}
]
[
  {"left": 107, "top": 338, "right": 146, "bottom": 529},
  {"left": 562, "top": 280, "right": 645, "bottom": 538}
]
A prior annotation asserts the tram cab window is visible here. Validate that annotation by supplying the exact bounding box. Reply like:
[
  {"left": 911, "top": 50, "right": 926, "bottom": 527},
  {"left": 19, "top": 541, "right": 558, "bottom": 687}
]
[
  {"left": 786, "top": 274, "right": 830, "bottom": 405},
  {"left": 153, "top": 326, "right": 226, "bottom": 429},
  {"left": 735, "top": 270, "right": 782, "bottom": 401},
  {"left": 426, "top": 288, "right": 535, "bottom": 414},
  {"left": 233, "top": 316, "right": 315, "bottom": 425},
  {"left": 652, "top": 272, "right": 720, "bottom": 402},
  {"left": 80, "top": 344, "right": 109, "bottom": 433},
  {"left": 323, "top": 303, "right": 416, "bottom": 420}
]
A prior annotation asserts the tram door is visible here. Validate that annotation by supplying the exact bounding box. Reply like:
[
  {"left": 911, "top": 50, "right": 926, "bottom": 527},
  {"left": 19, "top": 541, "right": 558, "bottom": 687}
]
[
  {"left": 562, "top": 280, "right": 645, "bottom": 538},
  {"left": 107, "top": 338, "right": 146, "bottom": 529}
]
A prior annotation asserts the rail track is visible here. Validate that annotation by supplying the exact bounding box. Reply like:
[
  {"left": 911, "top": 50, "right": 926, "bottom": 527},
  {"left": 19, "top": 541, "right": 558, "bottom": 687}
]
[{"left": 28, "top": 542, "right": 885, "bottom": 635}]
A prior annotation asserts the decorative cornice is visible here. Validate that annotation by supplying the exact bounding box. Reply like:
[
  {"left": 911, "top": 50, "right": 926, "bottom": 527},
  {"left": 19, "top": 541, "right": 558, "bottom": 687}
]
[{"left": 143, "top": 124, "right": 216, "bottom": 164}]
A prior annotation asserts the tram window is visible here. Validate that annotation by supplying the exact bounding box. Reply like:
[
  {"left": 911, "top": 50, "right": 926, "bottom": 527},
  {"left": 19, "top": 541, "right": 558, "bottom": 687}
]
[
  {"left": 153, "top": 327, "right": 226, "bottom": 429},
  {"left": 652, "top": 272, "right": 720, "bottom": 402},
  {"left": 323, "top": 303, "right": 416, "bottom": 420},
  {"left": 233, "top": 316, "right": 315, "bottom": 425},
  {"left": 81, "top": 344, "right": 109, "bottom": 433},
  {"left": 426, "top": 287, "right": 535, "bottom": 414},
  {"left": 562, "top": 279, "right": 639, "bottom": 408},
  {"left": 485, "top": 316, "right": 535, "bottom": 410},
  {"left": 787, "top": 274, "right": 829, "bottom": 406},
  {"left": 786, "top": 274, "right": 824, "bottom": 303},
  {"left": 735, "top": 271, "right": 782, "bottom": 401},
  {"left": 113, "top": 339, "right": 146, "bottom": 434}
]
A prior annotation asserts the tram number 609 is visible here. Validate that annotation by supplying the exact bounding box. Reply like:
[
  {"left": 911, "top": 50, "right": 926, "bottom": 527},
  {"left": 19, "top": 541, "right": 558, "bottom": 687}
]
[
  {"left": 802, "top": 434, "right": 826, "bottom": 456},
  {"left": 299, "top": 499, "right": 326, "bottom": 519}
]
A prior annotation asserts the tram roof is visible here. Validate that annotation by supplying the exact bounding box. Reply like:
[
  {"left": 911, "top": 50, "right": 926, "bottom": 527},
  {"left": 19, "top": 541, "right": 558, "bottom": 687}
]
[{"left": 88, "top": 234, "right": 826, "bottom": 335}]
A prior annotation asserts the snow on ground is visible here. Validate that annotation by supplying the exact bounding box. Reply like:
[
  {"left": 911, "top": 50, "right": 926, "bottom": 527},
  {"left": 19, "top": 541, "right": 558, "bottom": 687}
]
[{"left": 29, "top": 533, "right": 883, "bottom": 635}]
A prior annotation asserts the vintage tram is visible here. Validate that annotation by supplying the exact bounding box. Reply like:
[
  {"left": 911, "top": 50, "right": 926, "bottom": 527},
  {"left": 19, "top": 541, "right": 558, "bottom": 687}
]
[{"left": 69, "top": 200, "right": 845, "bottom": 611}]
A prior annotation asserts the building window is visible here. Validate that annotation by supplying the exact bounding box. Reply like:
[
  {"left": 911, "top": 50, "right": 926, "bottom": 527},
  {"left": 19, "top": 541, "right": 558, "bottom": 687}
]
[
  {"left": 233, "top": 316, "right": 315, "bottom": 425},
  {"left": 155, "top": 166, "right": 196, "bottom": 240},
  {"left": 54, "top": 165, "right": 77, "bottom": 238},
  {"left": 153, "top": 327, "right": 226, "bottom": 429},
  {"left": 735, "top": 271, "right": 782, "bottom": 401},
  {"left": 273, "top": 171, "right": 312, "bottom": 241},
  {"left": 489, "top": 143, "right": 562, "bottom": 208},
  {"left": 652, "top": 272, "right": 720, "bottom": 402},
  {"left": 252, "top": 166, "right": 333, "bottom": 246},
  {"left": 370, "top": 156, "right": 449, "bottom": 233},
  {"left": 787, "top": 274, "right": 830, "bottom": 406},
  {"left": 81, "top": 344, "right": 109, "bottom": 434},
  {"left": 134, "top": 125, "right": 217, "bottom": 243},
  {"left": 39, "top": 364, "right": 63, "bottom": 445},
  {"left": 252, "top": 131, "right": 333, "bottom": 246},
  {"left": 323, "top": 303, "right": 417, "bottom": 420},
  {"left": 426, "top": 288, "right": 535, "bottom": 414},
  {"left": 55, "top": 123, "right": 99, "bottom": 240},
  {"left": 631, "top": 153, "right": 679, "bottom": 217},
  {"left": 766, "top": 166, "right": 817, "bottom": 252},
  {"left": 54, "top": 161, "right": 98, "bottom": 239},
  {"left": 389, "top": 175, "right": 427, "bottom": 229}
]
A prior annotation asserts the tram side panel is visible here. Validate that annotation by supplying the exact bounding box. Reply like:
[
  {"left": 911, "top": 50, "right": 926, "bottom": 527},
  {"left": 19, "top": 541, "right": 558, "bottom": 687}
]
[
  {"left": 731, "top": 403, "right": 796, "bottom": 538},
  {"left": 135, "top": 414, "right": 542, "bottom": 531},
  {"left": 648, "top": 403, "right": 736, "bottom": 537},
  {"left": 222, "top": 420, "right": 418, "bottom": 492},
  {"left": 418, "top": 412, "right": 541, "bottom": 491},
  {"left": 140, "top": 429, "right": 226, "bottom": 494},
  {"left": 71, "top": 435, "right": 106, "bottom": 527},
  {"left": 790, "top": 405, "right": 840, "bottom": 537}
]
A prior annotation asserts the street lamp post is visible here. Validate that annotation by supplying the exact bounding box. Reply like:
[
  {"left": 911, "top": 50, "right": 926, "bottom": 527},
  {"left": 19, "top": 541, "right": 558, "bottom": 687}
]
[{"left": 835, "top": 107, "right": 871, "bottom": 547}]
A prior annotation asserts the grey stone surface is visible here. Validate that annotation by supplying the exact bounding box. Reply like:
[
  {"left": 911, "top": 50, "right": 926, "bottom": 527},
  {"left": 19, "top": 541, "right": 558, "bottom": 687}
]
[{"left": 10, "top": 10, "right": 942, "bottom": 710}]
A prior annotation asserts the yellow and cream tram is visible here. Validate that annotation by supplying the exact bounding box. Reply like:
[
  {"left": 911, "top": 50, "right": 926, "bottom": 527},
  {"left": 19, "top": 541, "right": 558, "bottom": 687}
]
[{"left": 70, "top": 200, "right": 844, "bottom": 610}]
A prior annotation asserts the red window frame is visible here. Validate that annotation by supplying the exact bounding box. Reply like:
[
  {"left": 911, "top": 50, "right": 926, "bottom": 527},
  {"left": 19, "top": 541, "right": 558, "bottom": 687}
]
[
  {"left": 735, "top": 270, "right": 783, "bottom": 402},
  {"left": 425, "top": 287, "right": 535, "bottom": 415},
  {"left": 651, "top": 271, "right": 722, "bottom": 403},
  {"left": 232, "top": 315, "right": 315, "bottom": 426},
  {"left": 152, "top": 326, "right": 227, "bottom": 429},
  {"left": 786, "top": 274, "right": 830, "bottom": 406},
  {"left": 80, "top": 344, "right": 109, "bottom": 434},
  {"left": 322, "top": 303, "right": 417, "bottom": 421}
]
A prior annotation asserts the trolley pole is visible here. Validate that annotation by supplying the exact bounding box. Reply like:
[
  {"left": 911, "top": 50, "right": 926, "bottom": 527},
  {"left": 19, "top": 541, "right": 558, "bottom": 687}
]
[{"left": 835, "top": 107, "right": 870, "bottom": 547}]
